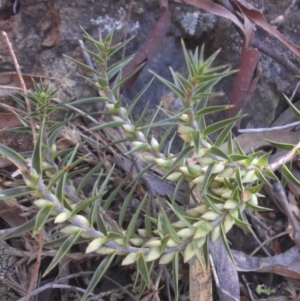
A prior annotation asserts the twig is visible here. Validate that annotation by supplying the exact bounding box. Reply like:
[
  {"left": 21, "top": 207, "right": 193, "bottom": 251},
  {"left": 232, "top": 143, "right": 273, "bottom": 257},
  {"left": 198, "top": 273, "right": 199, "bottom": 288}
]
[
  {"left": 250, "top": 229, "right": 291, "bottom": 256},
  {"left": 242, "top": 212, "right": 271, "bottom": 256},
  {"left": 24, "top": 229, "right": 43, "bottom": 301},
  {"left": 272, "top": 181, "right": 300, "bottom": 250},
  {"left": 122, "top": 0, "right": 134, "bottom": 59},
  {"left": 238, "top": 120, "right": 300, "bottom": 133},
  {"left": 17, "top": 284, "right": 96, "bottom": 301},
  {"left": 269, "top": 141, "right": 300, "bottom": 171},
  {"left": 1, "top": 31, "right": 36, "bottom": 146},
  {"left": 102, "top": 275, "right": 139, "bottom": 301},
  {"left": 209, "top": 255, "right": 240, "bottom": 301},
  {"left": 13, "top": 0, "right": 19, "bottom": 14},
  {"left": 252, "top": 38, "right": 299, "bottom": 75}
]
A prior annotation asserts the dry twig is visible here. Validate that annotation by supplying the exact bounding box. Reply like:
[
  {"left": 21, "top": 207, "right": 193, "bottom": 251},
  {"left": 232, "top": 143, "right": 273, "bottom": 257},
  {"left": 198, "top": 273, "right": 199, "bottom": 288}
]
[{"left": 1, "top": 31, "right": 37, "bottom": 146}]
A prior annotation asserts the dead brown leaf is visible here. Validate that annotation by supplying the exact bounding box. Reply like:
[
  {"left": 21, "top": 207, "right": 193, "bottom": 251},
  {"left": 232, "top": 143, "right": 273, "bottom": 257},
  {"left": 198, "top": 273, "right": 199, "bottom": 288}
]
[
  {"left": 233, "top": 0, "right": 300, "bottom": 58},
  {"left": 176, "top": 0, "right": 243, "bottom": 31},
  {"left": 233, "top": 246, "right": 300, "bottom": 279},
  {"left": 122, "top": 8, "right": 172, "bottom": 87}
]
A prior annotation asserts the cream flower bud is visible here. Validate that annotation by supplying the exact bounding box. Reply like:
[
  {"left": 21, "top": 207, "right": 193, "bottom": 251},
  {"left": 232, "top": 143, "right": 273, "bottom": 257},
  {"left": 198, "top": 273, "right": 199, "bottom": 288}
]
[
  {"left": 137, "top": 229, "right": 148, "bottom": 238},
  {"left": 54, "top": 212, "right": 71, "bottom": 224},
  {"left": 122, "top": 252, "right": 138, "bottom": 265},
  {"left": 166, "top": 172, "right": 182, "bottom": 182},
  {"left": 75, "top": 215, "right": 89, "bottom": 226},
  {"left": 166, "top": 238, "right": 179, "bottom": 248},
  {"left": 145, "top": 238, "right": 162, "bottom": 248},
  {"left": 177, "top": 228, "right": 195, "bottom": 239},
  {"left": 184, "top": 242, "right": 195, "bottom": 263},
  {"left": 146, "top": 248, "right": 161, "bottom": 262},
  {"left": 122, "top": 124, "right": 135, "bottom": 133},
  {"left": 201, "top": 211, "right": 220, "bottom": 221},
  {"left": 34, "top": 199, "right": 54, "bottom": 208},
  {"left": 86, "top": 238, "right": 105, "bottom": 253},
  {"left": 129, "top": 238, "right": 144, "bottom": 247},
  {"left": 159, "top": 252, "right": 176, "bottom": 265},
  {"left": 179, "top": 114, "right": 190, "bottom": 122},
  {"left": 95, "top": 247, "right": 115, "bottom": 255},
  {"left": 151, "top": 137, "right": 159, "bottom": 149},
  {"left": 61, "top": 225, "right": 81, "bottom": 234}
]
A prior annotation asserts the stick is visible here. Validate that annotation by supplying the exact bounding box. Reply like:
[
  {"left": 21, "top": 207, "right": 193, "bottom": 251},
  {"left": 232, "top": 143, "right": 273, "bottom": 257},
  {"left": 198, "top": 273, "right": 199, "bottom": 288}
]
[{"left": 1, "top": 31, "right": 36, "bottom": 146}]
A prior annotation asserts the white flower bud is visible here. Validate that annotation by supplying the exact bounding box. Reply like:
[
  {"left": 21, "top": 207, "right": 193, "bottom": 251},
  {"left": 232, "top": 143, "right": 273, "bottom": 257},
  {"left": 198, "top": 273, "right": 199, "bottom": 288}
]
[
  {"left": 177, "top": 228, "right": 195, "bottom": 239},
  {"left": 159, "top": 251, "right": 176, "bottom": 265},
  {"left": 54, "top": 212, "right": 71, "bottom": 223},
  {"left": 201, "top": 211, "right": 220, "bottom": 221},
  {"left": 61, "top": 225, "right": 81, "bottom": 234},
  {"left": 86, "top": 238, "right": 105, "bottom": 253},
  {"left": 166, "top": 172, "right": 182, "bottom": 182},
  {"left": 34, "top": 199, "right": 54, "bottom": 208},
  {"left": 146, "top": 247, "right": 161, "bottom": 262},
  {"left": 122, "top": 252, "right": 138, "bottom": 265},
  {"left": 145, "top": 238, "right": 162, "bottom": 248}
]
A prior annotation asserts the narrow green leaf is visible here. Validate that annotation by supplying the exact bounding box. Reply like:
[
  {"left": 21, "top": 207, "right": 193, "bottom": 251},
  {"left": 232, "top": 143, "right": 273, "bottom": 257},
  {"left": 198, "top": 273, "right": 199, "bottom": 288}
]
[
  {"left": 234, "top": 138, "right": 246, "bottom": 156},
  {"left": 246, "top": 201, "right": 271, "bottom": 211},
  {"left": 227, "top": 132, "right": 234, "bottom": 155},
  {"left": 127, "top": 78, "right": 154, "bottom": 115},
  {"left": 149, "top": 70, "right": 186, "bottom": 100},
  {"left": 159, "top": 207, "right": 182, "bottom": 243},
  {"left": 257, "top": 152, "right": 271, "bottom": 168},
  {"left": 124, "top": 143, "right": 148, "bottom": 156},
  {"left": 220, "top": 224, "right": 235, "bottom": 263},
  {"left": 112, "top": 62, "right": 145, "bottom": 92},
  {"left": 203, "top": 115, "right": 245, "bottom": 136},
  {"left": 166, "top": 202, "right": 194, "bottom": 230},
  {"left": 229, "top": 154, "right": 249, "bottom": 162},
  {"left": 284, "top": 94, "right": 300, "bottom": 120},
  {"left": 76, "top": 162, "right": 104, "bottom": 195},
  {"left": 71, "top": 193, "right": 105, "bottom": 217},
  {"left": 162, "top": 146, "right": 194, "bottom": 181},
  {"left": 119, "top": 184, "right": 138, "bottom": 226},
  {"left": 201, "top": 163, "right": 216, "bottom": 199},
  {"left": 0, "top": 187, "right": 34, "bottom": 200},
  {"left": 173, "top": 252, "right": 179, "bottom": 301},
  {"left": 81, "top": 47, "right": 105, "bottom": 65},
  {"left": 281, "top": 164, "right": 300, "bottom": 188},
  {"left": 235, "top": 168, "right": 243, "bottom": 192},
  {"left": 71, "top": 97, "right": 109, "bottom": 106},
  {"left": 215, "top": 123, "right": 235, "bottom": 148},
  {"left": 0, "top": 143, "right": 27, "bottom": 169},
  {"left": 43, "top": 231, "right": 82, "bottom": 277},
  {"left": 137, "top": 254, "right": 150, "bottom": 288},
  {"left": 209, "top": 146, "right": 231, "bottom": 161},
  {"left": 107, "top": 55, "right": 134, "bottom": 80},
  {"left": 264, "top": 168, "right": 278, "bottom": 181},
  {"left": 89, "top": 120, "right": 126, "bottom": 131},
  {"left": 145, "top": 195, "right": 153, "bottom": 238},
  {"left": 203, "top": 194, "right": 223, "bottom": 215},
  {"left": 33, "top": 205, "right": 54, "bottom": 236},
  {"left": 32, "top": 118, "right": 45, "bottom": 175},
  {"left": 181, "top": 39, "right": 196, "bottom": 77},
  {"left": 195, "top": 105, "right": 233, "bottom": 119},
  {"left": 0, "top": 218, "right": 36, "bottom": 241},
  {"left": 48, "top": 169, "right": 65, "bottom": 190},
  {"left": 106, "top": 36, "right": 134, "bottom": 57},
  {"left": 64, "top": 55, "right": 99, "bottom": 75},
  {"left": 247, "top": 183, "right": 263, "bottom": 194},
  {"left": 103, "top": 178, "right": 127, "bottom": 210},
  {"left": 134, "top": 102, "right": 149, "bottom": 129},
  {"left": 254, "top": 169, "right": 270, "bottom": 186},
  {"left": 43, "top": 235, "right": 88, "bottom": 248},
  {"left": 125, "top": 193, "right": 147, "bottom": 245}
]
